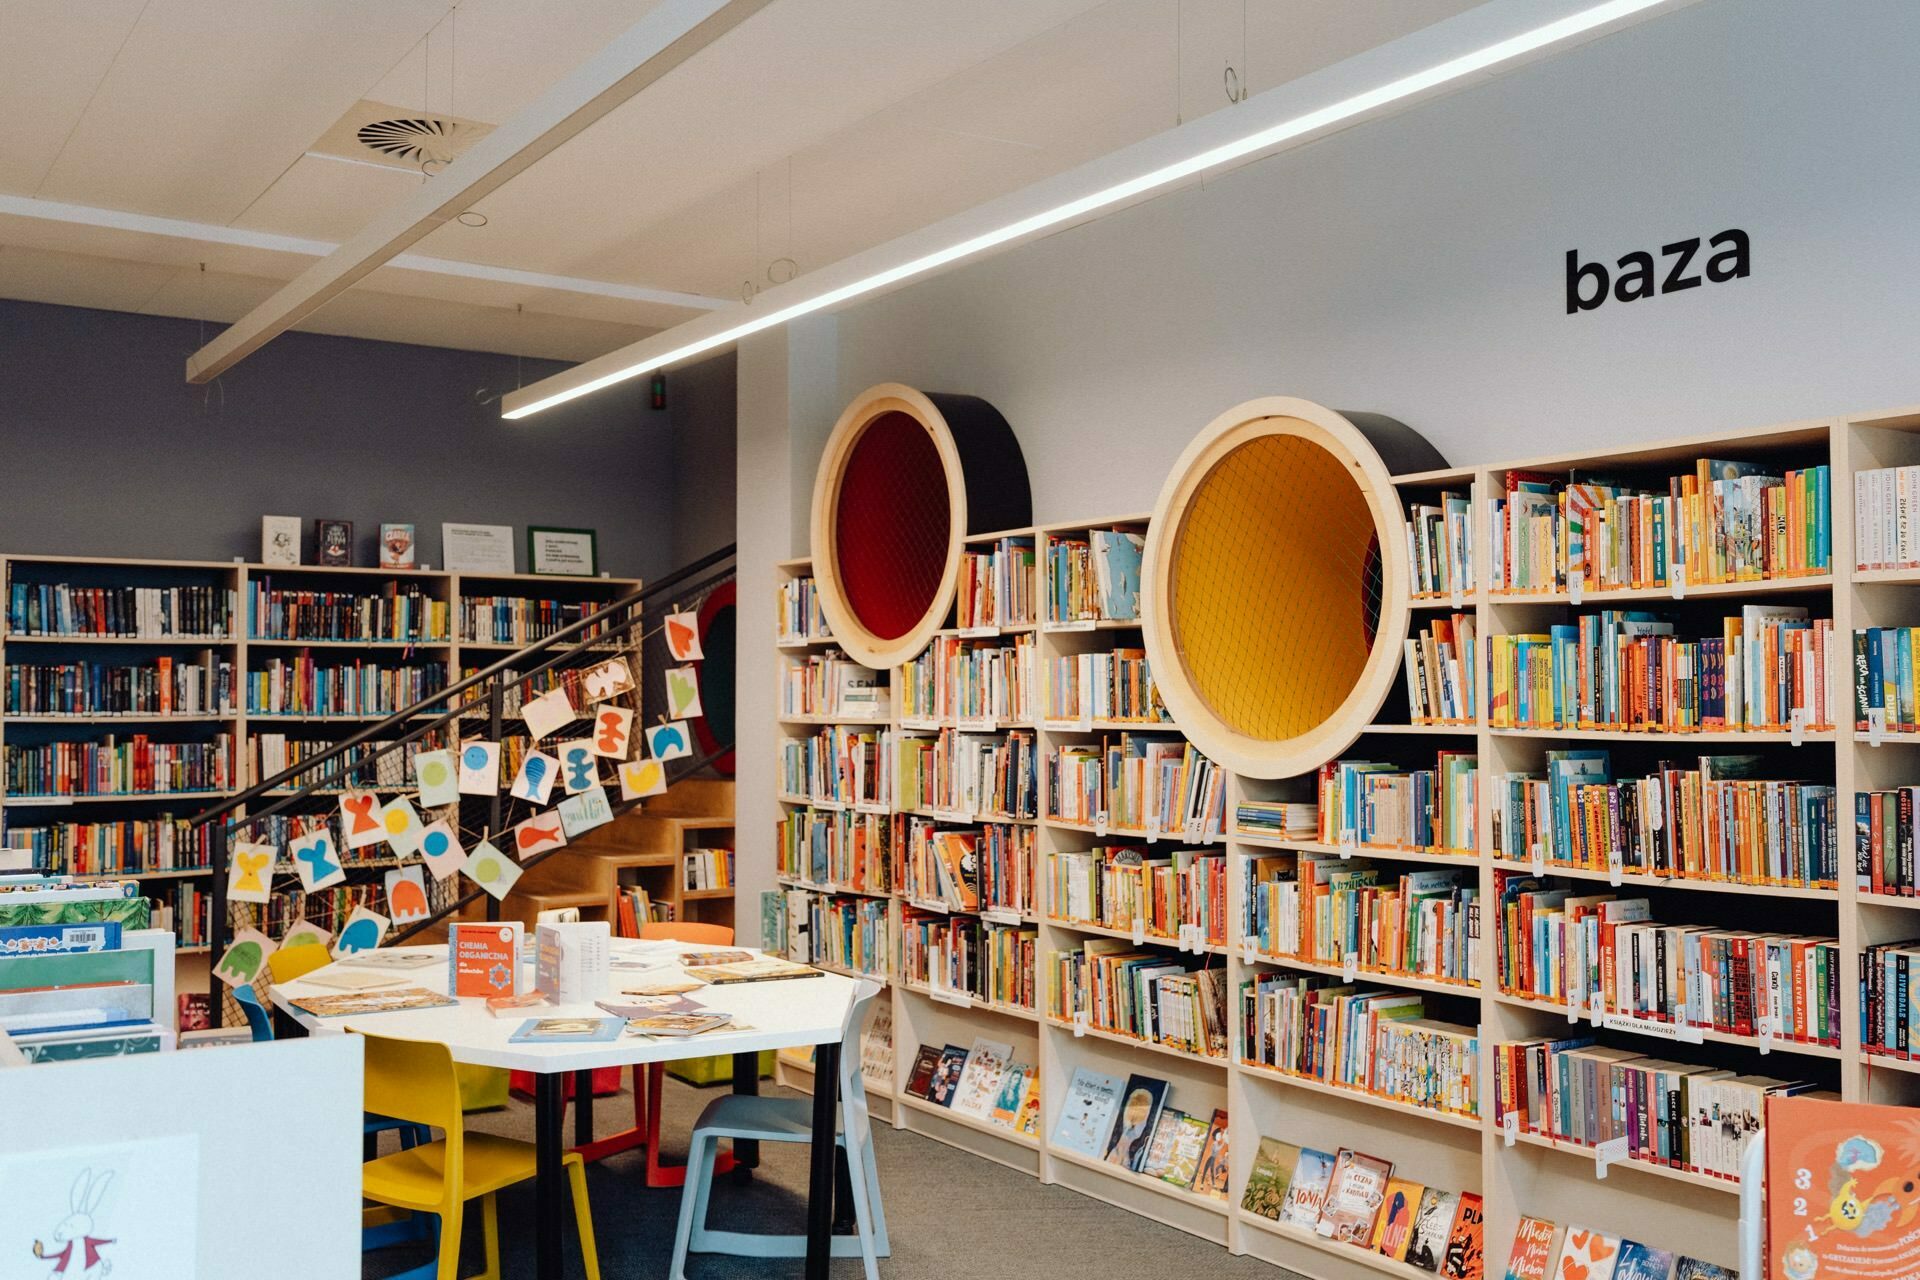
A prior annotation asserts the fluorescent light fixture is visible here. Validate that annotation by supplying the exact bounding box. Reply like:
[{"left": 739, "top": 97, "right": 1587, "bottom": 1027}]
[{"left": 504, "top": 0, "right": 1683, "bottom": 420}]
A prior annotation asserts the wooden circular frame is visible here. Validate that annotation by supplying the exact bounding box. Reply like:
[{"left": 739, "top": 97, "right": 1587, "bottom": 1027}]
[
  {"left": 1141, "top": 397, "right": 1412, "bottom": 779},
  {"left": 810, "top": 382, "right": 1028, "bottom": 670}
]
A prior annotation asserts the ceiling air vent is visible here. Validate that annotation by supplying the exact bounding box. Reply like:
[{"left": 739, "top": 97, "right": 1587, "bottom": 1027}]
[{"left": 309, "top": 99, "right": 496, "bottom": 173}]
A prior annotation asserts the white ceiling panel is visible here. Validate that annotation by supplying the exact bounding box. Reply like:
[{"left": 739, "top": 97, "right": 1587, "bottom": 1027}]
[
  {"left": 229, "top": 152, "right": 434, "bottom": 243},
  {"left": 0, "top": 244, "right": 181, "bottom": 313},
  {"left": 0, "top": 0, "right": 149, "bottom": 193}
]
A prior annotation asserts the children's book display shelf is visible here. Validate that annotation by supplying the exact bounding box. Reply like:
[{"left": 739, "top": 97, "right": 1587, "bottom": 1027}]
[
  {"left": 768, "top": 404, "right": 1920, "bottom": 1280},
  {"left": 0, "top": 554, "right": 638, "bottom": 997}
]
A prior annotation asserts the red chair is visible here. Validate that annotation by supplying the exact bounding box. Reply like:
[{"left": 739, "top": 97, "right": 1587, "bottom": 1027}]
[{"left": 574, "top": 921, "right": 740, "bottom": 1187}]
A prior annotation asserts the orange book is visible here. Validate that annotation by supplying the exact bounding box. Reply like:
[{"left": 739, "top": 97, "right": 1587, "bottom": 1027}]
[
  {"left": 449, "top": 921, "right": 522, "bottom": 998},
  {"left": 1768, "top": 1094, "right": 1920, "bottom": 1280}
]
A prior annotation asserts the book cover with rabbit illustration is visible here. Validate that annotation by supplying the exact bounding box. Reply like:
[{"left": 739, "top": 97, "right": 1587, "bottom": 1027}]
[{"left": 1, "top": 1135, "right": 199, "bottom": 1277}]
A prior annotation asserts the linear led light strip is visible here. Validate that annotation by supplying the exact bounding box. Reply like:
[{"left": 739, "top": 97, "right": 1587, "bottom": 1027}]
[{"left": 503, "top": 0, "right": 1677, "bottom": 420}]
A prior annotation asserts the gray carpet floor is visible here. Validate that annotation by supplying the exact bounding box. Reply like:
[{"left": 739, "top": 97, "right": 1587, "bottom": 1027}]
[{"left": 363, "top": 1076, "right": 1309, "bottom": 1279}]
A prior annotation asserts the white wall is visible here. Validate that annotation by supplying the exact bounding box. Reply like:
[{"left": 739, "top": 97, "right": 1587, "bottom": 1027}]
[{"left": 827, "top": 0, "right": 1920, "bottom": 520}]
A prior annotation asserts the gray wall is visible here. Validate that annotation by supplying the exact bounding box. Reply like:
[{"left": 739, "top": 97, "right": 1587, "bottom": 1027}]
[
  {"left": 668, "top": 349, "right": 739, "bottom": 567},
  {"left": 827, "top": 0, "right": 1920, "bottom": 518},
  {"left": 0, "top": 298, "right": 702, "bottom": 581}
]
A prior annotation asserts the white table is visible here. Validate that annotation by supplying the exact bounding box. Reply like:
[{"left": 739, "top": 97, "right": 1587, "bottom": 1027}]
[{"left": 270, "top": 941, "right": 857, "bottom": 1280}]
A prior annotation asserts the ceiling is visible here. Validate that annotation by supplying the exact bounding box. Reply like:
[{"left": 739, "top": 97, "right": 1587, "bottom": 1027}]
[{"left": 0, "top": 0, "right": 1480, "bottom": 363}]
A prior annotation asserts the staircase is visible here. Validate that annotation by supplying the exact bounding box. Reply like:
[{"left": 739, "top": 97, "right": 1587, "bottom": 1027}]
[{"left": 502, "top": 778, "right": 735, "bottom": 931}]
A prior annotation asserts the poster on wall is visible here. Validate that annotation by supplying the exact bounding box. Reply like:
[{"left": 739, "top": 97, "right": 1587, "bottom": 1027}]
[
  {"left": 527, "top": 527, "right": 597, "bottom": 577},
  {"left": 441, "top": 523, "right": 515, "bottom": 574},
  {"left": 0, "top": 1135, "right": 201, "bottom": 1278}
]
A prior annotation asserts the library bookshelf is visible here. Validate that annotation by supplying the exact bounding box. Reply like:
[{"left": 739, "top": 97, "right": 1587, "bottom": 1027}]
[
  {"left": 766, "top": 403, "right": 1920, "bottom": 1280},
  {"left": 0, "top": 554, "right": 638, "bottom": 1014}
]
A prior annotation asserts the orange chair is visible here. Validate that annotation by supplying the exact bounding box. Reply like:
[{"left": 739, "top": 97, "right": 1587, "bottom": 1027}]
[{"left": 571, "top": 922, "right": 740, "bottom": 1186}]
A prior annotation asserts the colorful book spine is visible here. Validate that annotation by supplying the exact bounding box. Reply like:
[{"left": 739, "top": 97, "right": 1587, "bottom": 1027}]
[
  {"left": 1403, "top": 614, "right": 1477, "bottom": 723},
  {"left": 7, "top": 655, "right": 233, "bottom": 717},
  {"left": 1316, "top": 756, "right": 1478, "bottom": 854},
  {"left": 244, "top": 656, "right": 445, "bottom": 718},
  {"left": 778, "top": 724, "right": 891, "bottom": 807},
  {"left": 4, "top": 734, "right": 234, "bottom": 797},
  {"left": 1044, "top": 735, "right": 1226, "bottom": 836},
  {"left": 901, "top": 910, "right": 1037, "bottom": 1008},
  {"left": 1404, "top": 491, "right": 1473, "bottom": 599},
  {"left": 896, "top": 729, "right": 1036, "bottom": 819},
  {"left": 957, "top": 536, "right": 1036, "bottom": 630},
  {"left": 775, "top": 808, "right": 893, "bottom": 892},
  {"left": 8, "top": 582, "right": 236, "bottom": 639},
  {"left": 898, "top": 634, "right": 1035, "bottom": 724},
  {"left": 248, "top": 579, "right": 448, "bottom": 642},
  {"left": 776, "top": 576, "right": 832, "bottom": 642},
  {"left": 1045, "top": 649, "right": 1170, "bottom": 724},
  {"left": 1243, "top": 854, "right": 1477, "bottom": 987},
  {"left": 1047, "top": 942, "right": 1227, "bottom": 1056},
  {"left": 1861, "top": 940, "right": 1920, "bottom": 1059},
  {"left": 1046, "top": 846, "right": 1228, "bottom": 945}
]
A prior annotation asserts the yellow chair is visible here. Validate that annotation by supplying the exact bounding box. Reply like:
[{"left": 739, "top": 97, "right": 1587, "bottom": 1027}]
[
  {"left": 268, "top": 941, "right": 332, "bottom": 984},
  {"left": 359, "top": 1032, "right": 602, "bottom": 1280}
]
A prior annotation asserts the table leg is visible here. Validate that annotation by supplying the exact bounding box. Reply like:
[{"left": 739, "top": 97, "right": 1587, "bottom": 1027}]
[
  {"left": 730, "top": 1051, "right": 760, "bottom": 1171},
  {"left": 535, "top": 1072, "right": 568, "bottom": 1280},
  {"left": 806, "top": 1041, "right": 840, "bottom": 1280},
  {"left": 573, "top": 1068, "right": 594, "bottom": 1147},
  {"left": 833, "top": 1146, "right": 857, "bottom": 1233}
]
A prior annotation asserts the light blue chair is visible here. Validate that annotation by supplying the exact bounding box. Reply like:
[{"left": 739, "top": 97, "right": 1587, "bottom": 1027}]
[
  {"left": 232, "top": 984, "right": 275, "bottom": 1042},
  {"left": 669, "top": 979, "right": 889, "bottom": 1280}
]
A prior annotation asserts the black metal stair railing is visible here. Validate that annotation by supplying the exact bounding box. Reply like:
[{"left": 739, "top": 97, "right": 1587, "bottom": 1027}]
[{"left": 190, "top": 543, "right": 736, "bottom": 1017}]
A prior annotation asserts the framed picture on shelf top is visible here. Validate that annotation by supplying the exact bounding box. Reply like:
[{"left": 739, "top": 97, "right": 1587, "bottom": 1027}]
[
  {"left": 528, "top": 526, "right": 597, "bottom": 577},
  {"left": 313, "top": 519, "right": 353, "bottom": 566},
  {"left": 261, "top": 515, "right": 301, "bottom": 566},
  {"left": 441, "top": 522, "right": 515, "bottom": 574}
]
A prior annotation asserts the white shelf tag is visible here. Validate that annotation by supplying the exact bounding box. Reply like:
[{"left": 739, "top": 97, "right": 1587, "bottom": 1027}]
[
  {"left": 1185, "top": 816, "right": 1203, "bottom": 843},
  {"left": 1131, "top": 915, "right": 1146, "bottom": 947},
  {"left": 1503, "top": 1112, "right": 1518, "bottom": 1147},
  {"left": 1241, "top": 940, "right": 1259, "bottom": 966},
  {"left": 1758, "top": 1014, "right": 1775, "bottom": 1055},
  {"left": 958, "top": 715, "right": 997, "bottom": 733},
  {"left": 1671, "top": 562, "right": 1686, "bottom": 600},
  {"left": 910, "top": 898, "right": 951, "bottom": 915},
  {"left": 1567, "top": 991, "right": 1583, "bottom": 1024},
  {"left": 1452, "top": 583, "right": 1466, "bottom": 611},
  {"left": 957, "top": 626, "right": 999, "bottom": 639},
  {"left": 930, "top": 985, "right": 972, "bottom": 1009},
  {"left": 1094, "top": 811, "right": 1108, "bottom": 838},
  {"left": 1343, "top": 952, "right": 1359, "bottom": 984},
  {"left": 981, "top": 908, "right": 1020, "bottom": 927},
  {"left": 1072, "top": 1010, "right": 1088, "bottom": 1037},
  {"left": 1608, "top": 849, "right": 1624, "bottom": 887},
  {"left": 1595, "top": 1136, "right": 1629, "bottom": 1179},
  {"left": 1870, "top": 707, "right": 1887, "bottom": 747},
  {"left": 1531, "top": 843, "right": 1546, "bottom": 877},
  {"left": 1146, "top": 812, "right": 1162, "bottom": 841},
  {"left": 1569, "top": 576, "right": 1584, "bottom": 607},
  {"left": 1316, "top": 1220, "right": 1338, "bottom": 1238},
  {"left": 1790, "top": 707, "right": 1807, "bottom": 748},
  {"left": 1340, "top": 828, "right": 1358, "bottom": 851},
  {"left": 1079, "top": 709, "right": 1094, "bottom": 731},
  {"left": 1052, "top": 619, "right": 1097, "bottom": 633}
]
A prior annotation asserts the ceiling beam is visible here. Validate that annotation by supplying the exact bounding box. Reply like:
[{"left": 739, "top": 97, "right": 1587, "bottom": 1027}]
[
  {"left": 184, "top": 0, "right": 768, "bottom": 383},
  {"left": 502, "top": 0, "right": 1698, "bottom": 420},
  {"left": 0, "top": 193, "right": 730, "bottom": 311}
]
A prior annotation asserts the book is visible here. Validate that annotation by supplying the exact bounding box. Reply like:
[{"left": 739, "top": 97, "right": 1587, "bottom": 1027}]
[
  {"left": 1504, "top": 1217, "right": 1560, "bottom": 1280},
  {"left": 1103, "top": 1074, "right": 1170, "bottom": 1172},
  {"left": 1672, "top": 1259, "right": 1734, "bottom": 1280},
  {"left": 449, "top": 922, "right": 521, "bottom": 999},
  {"left": 314, "top": 519, "right": 353, "bottom": 566},
  {"left": 298, "top": 966, "right": 407, "bottom": 992},
  {"left": 1442, "top": 1192, "right": 1485, "bottom": 1280},
  {"left": 1051, "top": 1067, "right": 1124, "bottom": 1157},
  {"left": 1319, "top": 1148, "right": 1394, "bottom": 1245},
  {"left": 926, "top": 1044, "right": 968, "bottom": 1107},
  {"left": 1281, "top": 1148, "right": 1338, "bottom": 1227},
  {"left": 346, "top": 950, "right": 441, "bottom": 970},
  {"left": 288, "top": 987, "right": 456, "bottom": 1018},
  {"left": 1135, "top": 1107, "right": 1187, "bottom": 1182},
  {"left": 1191, "top": 1109, "right": 1229, "bottom": 1199},
  {"left": 1373, "top": 1178, "right": 1425, "bottom": 1260},
  {"left": 678, "top": 949, "right": 755, "bottom": 967},
  {"left": 1406, "top": 1189, "right": 1462, "bottom": 1271},
  {"left": 1766, "top": 1093, "right": 1920, "bottom": 1279},
  {"left": 261, "top": 515, "right": 301, "bottom": 565},
  {"left": 534, "top": 921, "right": 610, "bottom": 1003},
  {"left": 905, "top": 1045, "right": 943, "bottom": 1098},
  {"left": 988, "top": 1063, "right": 1030, "bottom": 1129},
  {"left": 1241, "top": 1137, "right": 1302, "bottom": 1220},
  {"left": 508, "top": 1016, "right": 625, "bottom": 1044},
  {"left": 1156, "top": 1110, "right": 1211, "bottom": 1188},
  {"left": 626, "top": 1012, "right": 733, "bottom": 1037},
  {"left": 1614, "top": 1241, "right": 1676, "bottom": 1280},
  {"left": 379, "top": 523, "right": 416, "bottom": 569},
  {"left": 486, "top": 991, "right": 553, "bottom": 1017},
  {"left": 1552, "top": 1228, "right": 1622, "bottom": 1280},
  {"left": 949, "top": 1037, "right": 1014, "bottom": 1119},
  {"left": 680, "top": 958, "right": 820, "bottom": 984}
]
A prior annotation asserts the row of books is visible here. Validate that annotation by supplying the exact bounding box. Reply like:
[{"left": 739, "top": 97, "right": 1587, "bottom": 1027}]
[
  {"left": 1861, "top": 940, "right": 1920, "bottom": 1059},
  {"left": 904, "top": 1036, "right": 1038, "bottom": 1135},
  {"left": 1245, "top": 854, "right": 1478, "bottom": 987},
  {"left": 1239, "top": 974, "right": 1480, "bottom": 1118},
  {"left": 1488, "top": 607, "right": 1834, "bottom": 732},
  {"left": 1233, "top": 798, "right": 1318, "bottom": 840},
  {"left": 775, "top": 808, "right": 892, "bottom": 893},
  {"left": 1502, "top": 1217, "right": 1730, "bottom": 1280},
  {"left": 787, "top": 890, "right": 890, "bottom": 976},
  {"left": 1489, "top": 751, "right": 1841, "bottom": 888},
  {"left": 247, "top": 580, "right": 449, "bottom": 642},
  {"left": 2, "top": 814, "right": 214, "bottom": 877},
  {"left": 614, "top": 884, "right": 674, "bottom": 936},
  {"left": 478, "top": 664, "right": 594, "bottom": 720},
  {"left": 898, "top": 634, "right": 1034, "bottom": 725},
  {"left": 0, "top": 878, "right": 173, "bottom": 1059},
  {"left": 1246, "top": 1139, "right": 1483, "bottom": 1275},
  {"left": 248, "top": 735, "right": 426, "bottom": 791},
  {"left": 8, "top": 582, "right": 235, "bottom": 639},
  {"left": 1044, "top": 648, "right": 1168, "bottom": 724},
  {"left": 900, "top": 913, "right": 1036, "bottom": 1008},
  {"left": 1491, "top": 1035, "right": 1814, "bottom": 1181},
  {"left": 457, "top": 596, "right": 619, "bottom": 646},
  {"left": 683, "top": 848, "right": 734, "bottom": 891},
  {"left": 244, "top": 657, "right": 446, "bottom": 718},
  {"left": 956, "top": 536, "right": 1037, "bottom": 631},
  {"left": 155, "top": 882, "right": 210, "bottom": 947},
  {"left": 1487, "top": 460, "right": 1832, "bottom": 594},
  {"left": 1406, "top": 615, "right": 1477, "bottom": 723},
  {"left": 1046, "top": 736, "right": 1227, "bottom": 836},
  {"left": 1050, "top": 1067, "right": 1227, "bottom": 1198},
  {"left": 896, "top": 729, "right": 1037, "bottom": 819},
  {"left": 775, "top": 575, "right": 832, "bottom": 644},
  {"left": 6, "top": 655, "right": 234, "bottom": 717},
  {"left": 1047, "top": 527, "right": 1144, "bottom": 624},
  {"left": 1045, "top": 846, "right": 1227, "bottom": 946},
  {"left": 1046, "top": 940, "right": 1227, "bottom": 1057},
  {"left": 897, "top": 819, "right": 1035, "bottom": 915},
  {"left": 1854, "top": 464, "right": 1920, "bottom": 571},
  {"left": 4, "top": 734, "right": 235, "bottom": 798},
  {"left": 1860, "top": 787, "right": 1920, "bottom": 895},
  {"left": 1317, "top": 755, "right": 1478, "bottom": 854},
  {"left": 1854, "top": 626, "right": 1920, "bottom": 731},
  {"left": 1406, "top": 491, "right": 1473, "bottom": 601},
  {"left": 778, "top": 724, "right": 889, "bottom": 808},
  {"left": 1495, "top": 877, "right": 1841, "bottom": 1045},
  {"left": 779, "top": 651, "right": 889, "bottom": 719}
]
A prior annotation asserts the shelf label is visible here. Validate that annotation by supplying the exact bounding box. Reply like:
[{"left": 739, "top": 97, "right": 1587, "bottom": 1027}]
[
  {"left": 1072, "top": 1010, "right": 1088, "bottom": 1037},
  {"left": 1567, "top": 991, "right": 1584, "bottom": 1024},
  {"left": 1452, "top": 583, "right": 1466, "bottom": 611},
  {"left": 902, "top": 717, "right": 942, "bottom": 731},
  {"left": 1146, "top": 812, "right": 1162, "bottom": 841},
  {"left": 1601, "top": 1011, "right": 1704, "bottom": 1046},
  {"left": 1339, "top": 828, "right": 1359, "bottom": 851},
  {"left": 1790, "top": 707, "right": 1807, "bottom": 748},
  {"left": 1131, "top": 915, "right": 1146, "bottom": 947},
  {"left": 1184, "top": 815, "right": 1204, "bottom": 843},
  {"left": 1758, "top": 1013, "right": 1775, "bottom": 1055},
  {"left": 908, "top": 898, "right": 950, "bottom": 914},
  {"left": 981, "top": 908, "right": 1020, "bottom": 926},
  {"left": 958, "top": 716, "right": 997, "bottom": 733},
  {"left": 1316, "top": 1220, "right": 1338, "bottom": 1238},
  {"left": 1531, "top": 843, "right": 1546, "bottom": 877},
  {"left": 1503, "top": 1112, "right": 1518, "bottom": 1147},
  {"left": 1094, "top": 812, "right": 1108, "bottom": 839},
  {"left": 1608, "top": 849, "right": 1624, "bottom": 887},
  {"left": 957, "top": 626, "right": 999, "bottom": 639},
  {"left": 1870, "top": 707, "right": 1887, "bottom": 746},
  {"left": 1240, "top": 940, "right": 1260, "bottom": 966},
  {"left": 930, "top": 985, "right": 972, "bottom": 1009},
  {"left": 1343, "top": 952, "right": 1359, "bottom": 984},
  {"left": 1569, "top": 576, "right": 1584, "bottom": 606},
  {"left": 1078, "top": 709, "right": 1094, "bottom": 731},
  {"left": 1671, "top": 561, "right": 1687, "bottom": 600},
  {"left": 1051, "top": 620, "right": 1097, "bottom": 633},
  {"left": 1594, "top": 1136, "right": 1629, "bottom": 1179}
]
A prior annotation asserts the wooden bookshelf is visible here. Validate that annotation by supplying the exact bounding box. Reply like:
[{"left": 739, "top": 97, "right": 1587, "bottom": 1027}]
[
  {"left": 762, "top": 405, "right": 1920, "bottom": 1276},
  {"left": 0, "top": 553, "right": 641, "bottom": 1022}
]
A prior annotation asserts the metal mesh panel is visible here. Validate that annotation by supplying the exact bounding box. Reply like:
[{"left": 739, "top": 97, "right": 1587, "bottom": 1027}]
[{"left": 832, "top": 410, "right": 951, "bottom": 641}]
